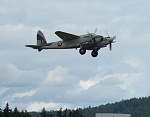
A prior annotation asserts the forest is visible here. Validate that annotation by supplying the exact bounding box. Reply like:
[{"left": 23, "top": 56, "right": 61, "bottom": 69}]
[
  {"left": 0, "top": 96, "right": 150, "bottom": 117},
  {"left": 0, "top": 103, "right": 31, "bottom": 117}
]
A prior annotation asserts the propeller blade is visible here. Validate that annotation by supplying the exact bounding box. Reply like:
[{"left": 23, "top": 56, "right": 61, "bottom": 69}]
[
  {"left": 105, "top": 30, "right": 110, "bottom": 37},
  {"left": 114, "top": 35, "right": 116, "bottom": 39},
  {"left": 109, "top": 42, "right": 112, "bottom": 51},
  {"left": 94, "top": 27, "right": 97, "bottom": 34}
]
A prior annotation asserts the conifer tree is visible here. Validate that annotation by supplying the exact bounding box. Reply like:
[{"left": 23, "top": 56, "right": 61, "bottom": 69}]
[
  {"left": 40, "top": 107, "right": 49, "bottom": 117},
  {"left": 56, "top": 108, "right": 63, "bottom": 117},
  {"left": 0, "top": 107, "right": 4, "bottom": 117},
  {"left": 3, "top": 103, "right": 12, "bottom": 117},
  {"left": 12, "top": 107, "right": 20, "bottom": 117}
]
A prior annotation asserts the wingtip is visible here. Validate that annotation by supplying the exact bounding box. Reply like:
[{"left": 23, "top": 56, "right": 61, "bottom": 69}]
[{"left": 25, "top": 45, "right": 34, "bottom": 47}]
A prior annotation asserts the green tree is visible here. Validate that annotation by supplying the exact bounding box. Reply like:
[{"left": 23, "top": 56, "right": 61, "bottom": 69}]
[
  {"left": 40, "top": 108, "right": 49, "bottom": 117},
  {"left": 63, "top": 108, "right": 68, "bottom": 117},
  {"left": 74, "top": 108, "right": 84, "bottom": 117},
  {"left": 0, "top": 107, "right": 4, "bottom": 117},
  {"left": 20, "top": 110, "right": 26, "bottom": 117},
  {"left": 24, "top": 110, "right": 31, "bottom": 117},
  {"left": 49, "top": 110, "right": 55, "bottom": 117},
  {"left": 56, "top": 108, "right": 63, "bottom": 117},
  {"left": 3, "top": 103, "right": 12, "bottom": 117},
  {"left": 68, "top": 109, "right": 84, "bottom": 117},
  {"left": 12, "top": 107, "right": 20, "bottom": 117},
  {"left": 68, "top": 110, "right": 74, "bottom": 117}
]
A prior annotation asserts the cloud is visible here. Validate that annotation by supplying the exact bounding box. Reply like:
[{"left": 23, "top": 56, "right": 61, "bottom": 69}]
[
  {"left": 0, "top": 6, "right": 8, "bottom": 14},
  {"left": 79, "top": 79, "right": 99, "bottom": 90},
  {"left": 44, "top": 66, "right": 76, "bottom": 86},
  {"left": 12, "top": 89, "right": 39, "bottom": 98},
  {"left": 0, "top": 0, "right": 150, "bottom": 112},
  {"left": 0, "top": 87, "right": 9, "bottom": 95},
  {"left": 1, "top": 63, "right": 24, "bottom": 76},
  {"left": 0, "top": 63, "right": 25, "bottom": 86},
  {"left": 1, "top": 24, "right": 25, "bottom": 32},
  {"left": 26, "top": 101, "right": 73, "bottom": 112},
  {"left": 66, "top": 57, "right": 148, "bottom": 105},
  {"left": 124, "top": 57, "right": 145, "bottom": 69},
  {"left": 0, "top": 62, "right": 45, "bottom": 87}
]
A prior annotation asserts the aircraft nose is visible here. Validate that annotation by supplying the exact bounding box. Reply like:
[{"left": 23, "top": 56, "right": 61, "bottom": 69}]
[
  {"left": 108, "top": 38, "right": 113, "bottom": 42},
  {"left": 108, "top": 36, "right": 116, "bottom": 51},
  {"left": 108, "top": 36, "right": 116, "bottom": 42}
]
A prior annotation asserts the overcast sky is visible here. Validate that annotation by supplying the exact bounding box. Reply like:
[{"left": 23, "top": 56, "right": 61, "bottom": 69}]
[{"left": 0, "top": 0, "right": 150, "bottom": 112}]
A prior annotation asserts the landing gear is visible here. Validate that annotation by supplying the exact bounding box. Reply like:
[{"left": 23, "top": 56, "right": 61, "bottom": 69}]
[
  {"left": 78, "top": 47, "right": 99, "bottom": 57},
  {"left": 91, "top": 50, "right": 98, "bottom": 57},
  {"left": 79, "top": 48, "right": 86, "bottom": 55},
  {"left": 38, "top": 49, "right": 42, "bottom": 52}
]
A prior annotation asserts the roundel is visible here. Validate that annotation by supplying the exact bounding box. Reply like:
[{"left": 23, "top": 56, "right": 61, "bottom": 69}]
[{"left": 57, "top": 41, "right": 62, "bottom": 46}]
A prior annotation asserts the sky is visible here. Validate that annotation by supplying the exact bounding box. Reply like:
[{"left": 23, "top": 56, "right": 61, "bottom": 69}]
[{"left": 0, "top": 0, "right": 150, "bottom": 112}]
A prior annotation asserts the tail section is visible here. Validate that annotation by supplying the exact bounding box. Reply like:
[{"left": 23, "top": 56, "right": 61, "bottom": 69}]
[{"left": 37, "top": 30, "right": 47, "bottom": 46}]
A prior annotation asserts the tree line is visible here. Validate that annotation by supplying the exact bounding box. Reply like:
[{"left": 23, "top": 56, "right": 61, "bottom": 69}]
[
  {"left": 32, "top": 107, "right": 85, "bottom": 117},
  {"left": 81, "top": 96, "right": 150, "bottom": 117},
  {"left": 0, "top": 103, "right": 85, "bottom": 117},
  {"left": 38, "top": 96, "right": 150, "bottom": 117},
  {"left": 0, "top": 103, "right": 31, "bottom": 117},
  {"left": 1, "top": 96, "right": 150, "bottom": 117}
]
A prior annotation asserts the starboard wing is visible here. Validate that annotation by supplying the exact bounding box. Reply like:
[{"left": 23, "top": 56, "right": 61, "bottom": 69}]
[{"left": 55, "top": 31, "right": 80, "bottom": 41}]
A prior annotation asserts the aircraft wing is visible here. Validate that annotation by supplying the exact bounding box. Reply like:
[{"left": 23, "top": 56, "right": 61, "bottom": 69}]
[{"left": 55, "top": 31, "right": 80, "bottom": 41}]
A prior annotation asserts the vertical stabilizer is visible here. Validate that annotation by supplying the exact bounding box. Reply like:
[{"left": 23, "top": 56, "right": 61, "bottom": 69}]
[{"left": 37, "top": 30, "right": 47, "bottom": 45}]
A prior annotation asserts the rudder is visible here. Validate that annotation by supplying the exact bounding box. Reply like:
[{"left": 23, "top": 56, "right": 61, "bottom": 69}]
[{"left": 37, "top": 30, "right": 47, "bottom": 46}]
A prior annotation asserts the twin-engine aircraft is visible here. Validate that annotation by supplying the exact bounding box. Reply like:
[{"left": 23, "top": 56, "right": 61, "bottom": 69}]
[{"left": 26, "top": 29, "right": 116, "bottom": 57}]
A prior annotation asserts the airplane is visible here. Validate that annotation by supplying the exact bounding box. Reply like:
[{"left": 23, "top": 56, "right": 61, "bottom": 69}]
[{"left": 25, "top": 29, "right": 116, "bottom": 57}]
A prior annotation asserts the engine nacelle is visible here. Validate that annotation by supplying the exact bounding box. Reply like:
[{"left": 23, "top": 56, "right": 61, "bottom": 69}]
[
  {"left": 92, "top": 35, "right": 103, "bottom": 39},
  {"left": 92, "top": 37, "right": 103, "bottom": 43}
]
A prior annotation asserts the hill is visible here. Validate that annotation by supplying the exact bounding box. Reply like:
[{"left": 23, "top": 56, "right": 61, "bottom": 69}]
[
  {"left": 81, "top": 96, "right": 150, "bottom": 117},
  {"left": 1, "top": 96, "right": 150, "bottom": 117},
  {"left": 30, "top": 96, "right": 150, "bottom": 117}
]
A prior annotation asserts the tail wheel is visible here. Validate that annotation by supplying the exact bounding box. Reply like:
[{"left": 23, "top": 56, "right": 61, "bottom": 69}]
[
  {"left": 79, "top": 48, "right": 86, "bottom": 55},
  {"left": 91, "top": 50, "right": 98, "bottom": 57},
  {"left": 38, "top": 49, "right": 42, "bottom": 52}
]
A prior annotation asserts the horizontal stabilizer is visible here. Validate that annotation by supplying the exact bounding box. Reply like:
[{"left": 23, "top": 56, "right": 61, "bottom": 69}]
[{"left": 25, "top": 45, "right": 41, "bottom": 49}]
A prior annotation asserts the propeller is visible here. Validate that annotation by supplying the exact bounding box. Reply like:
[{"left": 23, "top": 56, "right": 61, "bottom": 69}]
[
  {"left": 105, "top": 30, "right": 110, "bottom": 38},
  {"left": 109, "top": 42, "right": 112, "bottom": 51},
  {"left": 87, "top": 28, "right": 98, "bottom": 42},
  {"left": 109, "top": 35, "right": 116, "bottom": 51},
  {"left": 87, "top": 27, "right": 97, "bottom": 35},
  {"left": 94, "top": 27, "right": 97, "bottom": 34}
]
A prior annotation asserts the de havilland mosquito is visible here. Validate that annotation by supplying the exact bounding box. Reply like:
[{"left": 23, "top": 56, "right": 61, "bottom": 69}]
[{"left": 26, "top": 29, "right": 116, "bottom": 57}]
